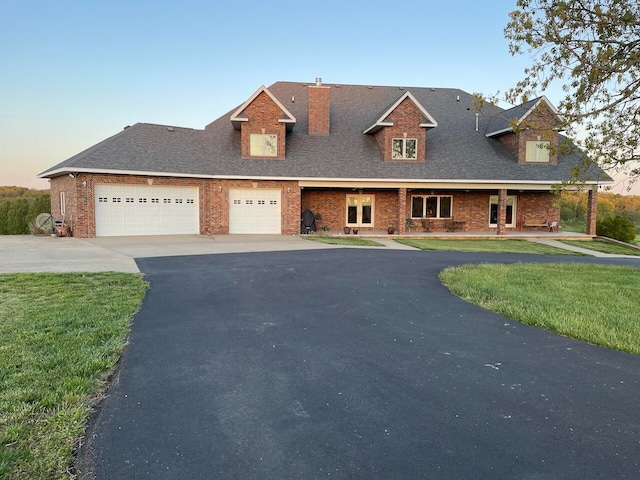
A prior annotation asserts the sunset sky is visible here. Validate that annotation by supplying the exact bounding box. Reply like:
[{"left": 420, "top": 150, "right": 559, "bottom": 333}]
[{"left": 2, "top": 0, "right": 638, "bottom": 194}]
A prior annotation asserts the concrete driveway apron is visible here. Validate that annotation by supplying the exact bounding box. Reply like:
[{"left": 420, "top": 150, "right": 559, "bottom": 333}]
[{"left": 78, "top": 249, "right": 640, "bottom": 479}]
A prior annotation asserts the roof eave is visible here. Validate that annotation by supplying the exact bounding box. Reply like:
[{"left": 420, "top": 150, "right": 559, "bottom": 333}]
[
  {"left": 485, "top": 126, "right": 513, "bottom": 137},
  {"left": 38, "top": 166, "right": 614, "bottom": 188}
]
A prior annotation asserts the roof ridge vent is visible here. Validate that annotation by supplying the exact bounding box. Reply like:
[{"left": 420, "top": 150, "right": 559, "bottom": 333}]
[{"left": 166, "top": 126, "right": 174, "bottom": 132}]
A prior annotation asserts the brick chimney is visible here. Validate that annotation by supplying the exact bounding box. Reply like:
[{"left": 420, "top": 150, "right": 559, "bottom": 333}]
[{"left": 308, "top": 77, "right": 330, "bottom": 135}]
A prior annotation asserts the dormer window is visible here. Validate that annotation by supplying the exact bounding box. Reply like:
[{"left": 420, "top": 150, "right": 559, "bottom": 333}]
[
  {"left": 250, "top": 134, "right": 277, "bottom": 157},
  {"left": 392, "top": 138, "right": 417, "bottom": 160},
  {"left": 526, "top": 141, "right": 550, "bottom": 163}
]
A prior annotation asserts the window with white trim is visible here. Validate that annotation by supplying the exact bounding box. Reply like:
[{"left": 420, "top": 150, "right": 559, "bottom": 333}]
[
  {"left": 250, "top": 134, "right": 278, "bottom": 157},
  {"left": 60, "top": 192, "right": 66, "bottom": 216},
  {"left": 411, "top": 195, "right": 452, "bottom": 219},
  {"left": 525, "top": 141, "right": 550, "bottom": 162},
  {"left": 392, "top": 138, "right": 417, "bottom": 159}
]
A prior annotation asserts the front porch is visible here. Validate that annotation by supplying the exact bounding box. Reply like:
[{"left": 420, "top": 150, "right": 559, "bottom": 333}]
[
  {"left": 300, "top": 185, "right": 599, "bottom": 237},
  {"left": 304, "top": 229, "right": 593, "bottom": 240}
]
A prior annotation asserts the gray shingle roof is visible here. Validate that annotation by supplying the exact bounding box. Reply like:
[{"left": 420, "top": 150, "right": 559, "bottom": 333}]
[{"left": 39, "top": 82, "right": 611, "bottom": 184}]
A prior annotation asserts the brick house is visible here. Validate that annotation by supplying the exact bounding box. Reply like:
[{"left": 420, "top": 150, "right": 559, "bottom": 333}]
[{"left": 39, "top": 80, "right": 611, "bottom": 237}]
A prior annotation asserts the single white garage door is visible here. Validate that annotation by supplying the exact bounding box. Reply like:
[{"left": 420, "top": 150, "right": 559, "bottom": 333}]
[
  {"left": 95, "top": 184, "right": 199, "bottom": 236},
  {"left": 229, "top": 189, "right": 281, "bottom": 234}
]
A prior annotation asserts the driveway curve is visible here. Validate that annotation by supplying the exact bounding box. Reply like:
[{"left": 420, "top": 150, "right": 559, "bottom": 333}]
[{"left": 78, "top": 250, "right": 640, "bottom": 479}]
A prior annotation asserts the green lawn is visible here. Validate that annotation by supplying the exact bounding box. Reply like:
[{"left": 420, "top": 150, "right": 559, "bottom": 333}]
[
  {"left": 440, "top": 263, "right": 640, "bottom": 355},
  {"left": 303, "top": 236, "right": 385, "bottom": 247},
  {"left": 395, "top": 238, "right": 581, "bottom": 255},
  {"left": 0, "top": 273, "right": 147, "bottom": 480},
  {"left": 560, "top": 239, "right": 640, "bottom": 256},
  {"left": 560, "top": 219, "right": 586, "bottom": 233}
]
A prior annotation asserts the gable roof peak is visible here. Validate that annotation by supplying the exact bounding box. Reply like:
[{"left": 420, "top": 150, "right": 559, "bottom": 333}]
[
  {"left": 230, "top": 85, "right": 296, "bottom": 131},
  {"left": 485, "top": 95, "right": 563, "bottom": 137},
  {"left": 363, "top": 90, "right": 438, "bottom": 135}
]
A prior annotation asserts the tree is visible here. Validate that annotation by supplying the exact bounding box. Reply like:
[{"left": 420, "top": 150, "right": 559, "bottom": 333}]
[
  {"left": 26, "top": 193, "right": 51, "bottom": 224},
  {"left": 6, "top": 199, "right": 30, "bottom": 234},
  {"left": 503, "top": 0, "right": 640, "bottom": 183},
  {"left": 0, "top": 201, "right": 9, "bottom": 235}
]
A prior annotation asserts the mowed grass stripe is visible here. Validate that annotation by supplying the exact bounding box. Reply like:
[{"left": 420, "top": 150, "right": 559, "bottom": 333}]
[
  {"left": 439, "top": 263, "right": 640, "bottom": 355},
  {"left": 0, "top": 272, "right": 147, "bottom": 480}
]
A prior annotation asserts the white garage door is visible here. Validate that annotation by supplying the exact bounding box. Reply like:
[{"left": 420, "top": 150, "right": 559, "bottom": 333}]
[
  {"left": 95, "top": 184, "right": 199, "bottom": 236},
  {"left": 229, "top": 189, "right": 281, "bottom": 234}
]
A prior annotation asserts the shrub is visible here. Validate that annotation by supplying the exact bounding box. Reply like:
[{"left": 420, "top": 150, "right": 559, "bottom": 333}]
[
  {"left": 6, "top": 198, "right": 30, "bottom": 234},
  {"left": 596, "top": 215, "right": 636, "bottom": 243}
]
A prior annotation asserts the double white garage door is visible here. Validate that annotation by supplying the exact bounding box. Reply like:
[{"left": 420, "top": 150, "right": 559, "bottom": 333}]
[
  {"left": 95, "top": 185, "right": 281, "bottom": 236},
  {"left": 95, "top": 185, "right": 199, "bottom": 236}
]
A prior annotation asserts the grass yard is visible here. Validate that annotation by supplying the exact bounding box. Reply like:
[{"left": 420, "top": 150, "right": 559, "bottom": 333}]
[
  {"left": 560, "top": 239, "right": 640, "bottom": 256},
  {"left": 395, "top": 238, "right": 581, "bottom": 255},
  {"left": 440, "top": 263, "right": 640, "bottom": 355},
  {"left": 303, "top": 236, "right": 385, "bottom": 247},
  {"left": 0, "top": 272, "right": 147, "bottom": 480}
]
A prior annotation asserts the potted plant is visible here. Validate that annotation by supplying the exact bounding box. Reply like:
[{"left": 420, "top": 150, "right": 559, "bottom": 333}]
[
  {"left": 352, "top": 228, "right": 359, "bottom": 234},
  {"left": 343, "top": 226, "right": 351, "bottom": 234},
  {"left": 387, "top": 226, "right": 395, "bottom": 234}
]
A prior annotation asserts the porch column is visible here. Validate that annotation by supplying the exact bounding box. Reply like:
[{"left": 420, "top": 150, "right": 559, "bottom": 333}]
[
  {"left": 398, "top": 188, "right": 407, "bottom": 235},
  {"left": 586, "top": 186, "right": 598, "bottom": 236},
  {"left": 497, "top": 188, "right": 507, "bottom": 236}
]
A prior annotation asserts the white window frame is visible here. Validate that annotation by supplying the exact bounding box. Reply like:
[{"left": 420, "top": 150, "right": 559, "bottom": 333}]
[
  {"left": 59, "top": 192, "right": 66, "bottom": 216},
  {"left": 346, "top": 194, "right": 375, "bottom": 227},
  {"left": 250, "top": 133, "right": 278, "bottom": 157},
  {"left": 392, "top": 138, "right": 417, "bottom": 160},
  {"left": 525, "top": 141, "right": 550, "bottom": 163},
  {"left": 489, "top": 195, "right": 517, "bottom": 228},
  {"left": 410, "top": 195, "right": 452, "bottom": 219}
]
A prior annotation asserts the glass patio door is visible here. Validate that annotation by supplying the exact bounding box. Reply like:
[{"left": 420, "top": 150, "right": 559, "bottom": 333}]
[
  {"left": 346, "top": 194, "right": 374, "bottom": 227},
  {"left": 489, "top": 195, "right": 516, "bottom": 228}
]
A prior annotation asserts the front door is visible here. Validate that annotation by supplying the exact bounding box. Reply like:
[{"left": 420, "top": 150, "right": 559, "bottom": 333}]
[
  {"left": 489, "top": 195, "right": 517, "bottom": 228},
  {"left": 346, "top": 194, "right": 374, "bottom": 228}
]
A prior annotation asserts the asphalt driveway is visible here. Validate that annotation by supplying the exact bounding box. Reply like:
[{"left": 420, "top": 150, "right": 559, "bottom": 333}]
[{"left": 78, "top": 249, "right": 640, "bottom": 479}]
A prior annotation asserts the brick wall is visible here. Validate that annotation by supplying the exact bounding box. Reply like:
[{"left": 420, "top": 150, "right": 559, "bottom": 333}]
[
  {"left": 56, "top": 176, "right": 560, "bottom": 238},
  {"left": 374, "top": 98, "right": 427, "bottom": 162},
  {"left": 301, "top": 190, "right": 343, "bottom": 231},
  {"left": 496, "top": 132, "right": 518, "bottom": 157},
  {"left": 404, "top": 190, "right": 493, "bottom": 232},
  {"left": 301, "top": 190, "right": 400, "bottom": 232},
  {"left": 240, "top": 91, "right": 287, "bottom": 159},
  {"left": 302, "top": 189, "right": 559, "bottom": 233},
  {"left": 58, "top": 175, "right": 300, "bottom": 237},
  {"left": 496, "top": 101, "right": 559, "bottom": 165},
  {"left": 586, "top": 188, "right": 597, "bottom": 236},
  {"left": 50, "top": 175, "right": 78, "bottom": 231},
  {"left": 518, "top": 191, "right": 560, "bottom": 230},
  {"left": 308, "top": 86, "right": 330, "bottom": 135}
]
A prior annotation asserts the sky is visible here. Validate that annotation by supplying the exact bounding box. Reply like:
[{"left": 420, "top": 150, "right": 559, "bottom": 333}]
[{"left": 2, "top": 0, "right": 638, "bottom": 194}]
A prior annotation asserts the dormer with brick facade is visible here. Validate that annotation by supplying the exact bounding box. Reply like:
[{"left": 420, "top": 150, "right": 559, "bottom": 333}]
[
  {"left": 231, "top": 85, "right": 296, "bottom": 159},
  {"left": 486, "top": 96, "right": 562, "bottom": 165},
  {"left": 363, "top": 91, "right": 437, "bottom": 162}
]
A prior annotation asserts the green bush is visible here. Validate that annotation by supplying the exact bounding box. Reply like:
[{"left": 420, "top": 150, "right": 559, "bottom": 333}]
[
  {"left": 6, "top": 198, "right": 30, "bottom": 234},
  {"left": 596, "top": 215, "right": 636, "bottom": 243},
  {"left": 0, "top": 194, "right": 50, "bottom": 235}
]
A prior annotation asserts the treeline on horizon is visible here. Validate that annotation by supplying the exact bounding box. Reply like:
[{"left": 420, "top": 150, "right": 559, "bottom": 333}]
[
  {"left": 561, "top": 191, "right": 640, "bottom": 229},
  {"left": 0, "top": 186, "right": 51, "bottom": 234}
]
